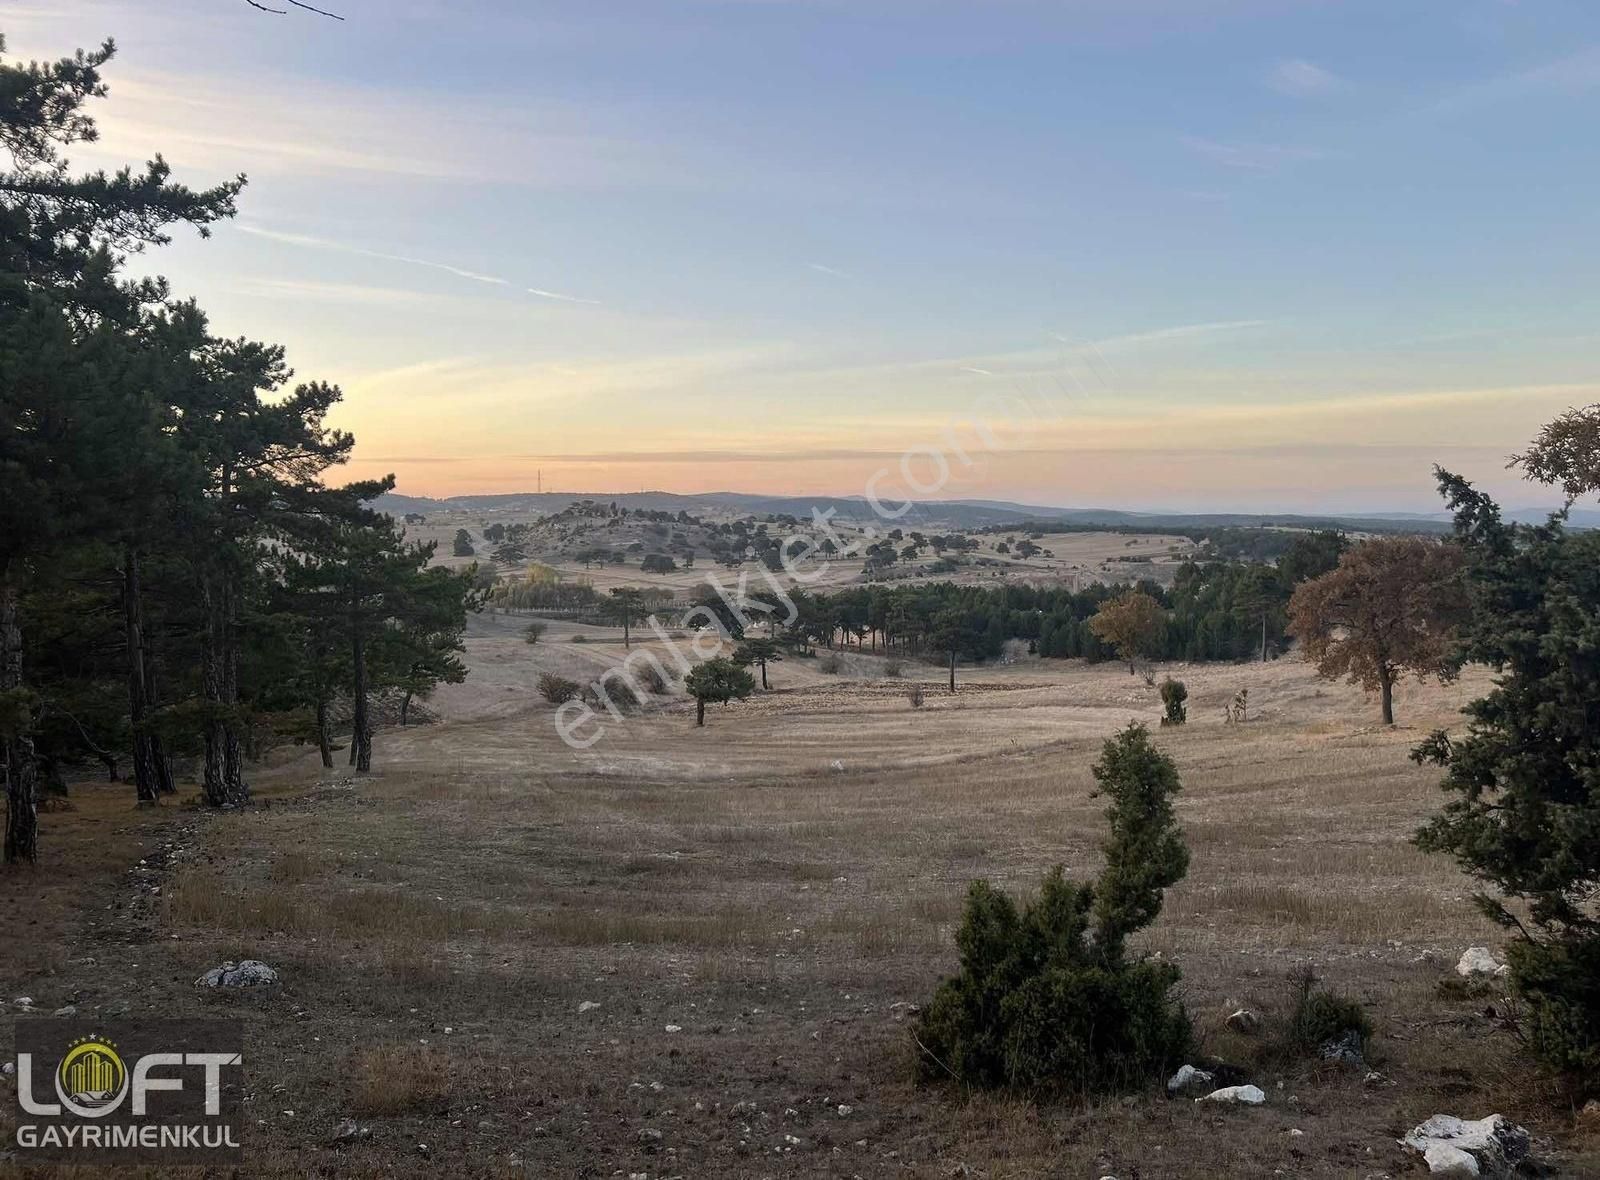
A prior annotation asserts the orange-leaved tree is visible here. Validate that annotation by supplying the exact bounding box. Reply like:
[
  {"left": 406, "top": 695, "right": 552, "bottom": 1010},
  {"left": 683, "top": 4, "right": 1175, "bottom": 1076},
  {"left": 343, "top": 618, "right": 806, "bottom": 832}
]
[{"left": 1287, "top": 537, "right": 1466, "bottom": 725}]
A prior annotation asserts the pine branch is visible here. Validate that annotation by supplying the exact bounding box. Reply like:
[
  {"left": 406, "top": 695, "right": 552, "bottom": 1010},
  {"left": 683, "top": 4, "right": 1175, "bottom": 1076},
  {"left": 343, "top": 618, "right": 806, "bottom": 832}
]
[{"left": 244, "top": 0, "right": 346, "bottom": 18}]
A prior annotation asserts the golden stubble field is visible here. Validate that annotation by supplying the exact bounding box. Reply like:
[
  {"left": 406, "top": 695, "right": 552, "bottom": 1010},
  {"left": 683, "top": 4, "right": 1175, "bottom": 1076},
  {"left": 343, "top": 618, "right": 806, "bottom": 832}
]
[{"left": 3, "top": 609, "right": 1596, "bottom": 1177}]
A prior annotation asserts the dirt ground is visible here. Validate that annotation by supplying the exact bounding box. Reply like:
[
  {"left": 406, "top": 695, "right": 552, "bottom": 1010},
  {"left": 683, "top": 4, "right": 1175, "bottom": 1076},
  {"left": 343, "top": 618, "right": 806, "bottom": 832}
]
[{"left": 3, "top": 612, "right": 1599, "bottom": 1178}]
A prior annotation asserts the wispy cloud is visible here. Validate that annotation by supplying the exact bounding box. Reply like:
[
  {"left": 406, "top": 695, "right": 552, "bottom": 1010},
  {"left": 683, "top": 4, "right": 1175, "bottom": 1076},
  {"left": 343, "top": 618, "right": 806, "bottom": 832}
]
[
  {"left": 527, "top": 288, "right": 603, "bottom": 305},
  {"left": 238, "top": 224, "right": 600, "bottom": 305},
  {"left": 239, "top": 225, "right": 510, "bottom": 286},
  {"left": 1082, "top": 319, "right": 1271, "bottom": 351},
  {"left": 1266, "top": 58, "right": 1339, "bottom": 97},
  {"left": 226, "top": 277, "right": 436, "bottom": 306},
  {"left": 1181, "top": 136, "right": 1326, "bottom": 171},
  {"left": 807, "top": 262, "right": 852, "bottom": 278},
  {"left": 1427, "top": 45, "right": 1600, "bottom": 117}
]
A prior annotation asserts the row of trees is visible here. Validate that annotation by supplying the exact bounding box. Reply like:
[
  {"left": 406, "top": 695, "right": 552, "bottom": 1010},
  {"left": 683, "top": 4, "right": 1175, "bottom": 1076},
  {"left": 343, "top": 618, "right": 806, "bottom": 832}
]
[
  {"left": 1, "top": 37, "right": 477, "bottom": 861},
  {"left": 681, "top": 530, "right": 1346, "bottom": 681}
]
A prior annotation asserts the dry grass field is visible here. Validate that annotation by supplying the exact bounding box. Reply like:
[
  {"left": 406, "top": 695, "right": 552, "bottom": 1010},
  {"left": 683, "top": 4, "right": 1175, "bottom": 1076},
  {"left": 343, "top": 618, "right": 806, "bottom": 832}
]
[
  {"left": 3, "top": 611, "right": 1598, "bottom": 1177},
  {"left": 405, "top": 509, "right": 1198, "bottom": 593}
]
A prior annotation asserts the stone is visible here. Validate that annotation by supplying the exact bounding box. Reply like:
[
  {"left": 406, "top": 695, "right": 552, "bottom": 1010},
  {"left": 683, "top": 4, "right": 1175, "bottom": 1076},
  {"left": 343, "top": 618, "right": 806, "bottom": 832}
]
[
  {"left": 1225, "top": 1008, "right": 1261, "bottom": 1034},
  {"left": 1577, "top": 1100, "right": 1600, "bottom": 1136},
  {"left": 1166, "top": 1064, "right": 1215, "bottom": 1096},
  {"left": 195, "top": 960, "right": 279, "bottom": 988},
  {"left": 664, "top": 1024, "right": 682, "bottom": 1033},
  {"left": 578, "top": 1001, "right": 600, "bottom": 1013},
  {"left": 330, "top": 1118, "right": 367, "bottom": 1146},
  {"left": 1400, "top": 1114, "right": 1530, "bottom": 1178},
  {"left": 1424, "top": 1144, "right": 1480, "bottom": 1177},
  {"left": 1456, "top": 948, "right": 1503, "bottom": 978},
  {"left": 1319, "top": 1029, "right": 1364, "bottom": 1065},
  {"left": 1198, "top": 1084, "right": 1265, "bottom": 1106},
  {"left": 52, "top": 1005, "right": 76, "bottom": 1018}
]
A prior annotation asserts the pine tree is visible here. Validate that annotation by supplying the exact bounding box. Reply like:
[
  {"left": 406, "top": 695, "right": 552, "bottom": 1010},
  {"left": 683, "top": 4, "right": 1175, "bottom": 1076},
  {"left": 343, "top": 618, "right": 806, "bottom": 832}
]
[
  {"left": 1, "top": 34, "right": 239, "bottom": 858},
  {"left": 1415, "top": 468, "right": 1600, "bottom": 1094}
]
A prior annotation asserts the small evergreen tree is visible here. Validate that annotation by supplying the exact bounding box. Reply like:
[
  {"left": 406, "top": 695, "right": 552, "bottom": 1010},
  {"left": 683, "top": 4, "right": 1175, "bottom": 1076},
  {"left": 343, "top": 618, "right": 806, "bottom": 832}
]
[
  {"left": 731, "top": 637, "right": 782, "bottom": 689},
  {"left": 1415, "top": 465, "right": 1600, "bottom": 1095},
  {"left": 452, "top": 529, "right": 475, "bottom": 557},
  {"left": 684, "top": 657, "right": 754, "bottom": 726},
  {"left": 917, "top": 724, "right": 1190, "bottom": 1092},
  {"left": 1159, "top": 678, "right": 1187, "bottom": 726}
]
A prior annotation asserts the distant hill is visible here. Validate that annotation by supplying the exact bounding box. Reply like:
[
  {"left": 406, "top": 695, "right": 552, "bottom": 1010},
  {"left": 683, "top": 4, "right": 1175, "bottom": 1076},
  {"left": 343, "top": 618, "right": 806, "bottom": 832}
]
[{"left": 369, "top": 489, "right": 1595, "bottom": 533}]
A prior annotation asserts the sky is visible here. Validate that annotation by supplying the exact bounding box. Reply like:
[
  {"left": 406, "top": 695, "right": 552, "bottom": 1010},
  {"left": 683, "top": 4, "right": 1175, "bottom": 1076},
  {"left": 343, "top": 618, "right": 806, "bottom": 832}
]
[{"left": 10, "top": 0, "right": 1600, "bottom": 512}]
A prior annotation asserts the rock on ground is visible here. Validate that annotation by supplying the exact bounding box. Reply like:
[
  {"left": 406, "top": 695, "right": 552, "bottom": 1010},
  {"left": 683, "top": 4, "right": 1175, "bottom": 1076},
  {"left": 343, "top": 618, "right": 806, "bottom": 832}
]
[
  {"left": 1456, "top": 947, "right": 1510, "bottom": 978},
  {"left": 1197, "top": 1084, "right": 1265, "bottom": 1106},
  {"left": 1424, "top": 1143, "right": 1482, "bottom": 1176},
  {"left": 1166, "top": 1064, "right": 1214, "bottom": 1096},
  {"left": 1224, "top": 1008, "right": 1261, "bottom": 1034},
  {"left": 195, "top": 960, "right": 279, "bottom": 988},
  {"left": 1400, "top": 1114, "right": 1530, "bottom": 1178}
]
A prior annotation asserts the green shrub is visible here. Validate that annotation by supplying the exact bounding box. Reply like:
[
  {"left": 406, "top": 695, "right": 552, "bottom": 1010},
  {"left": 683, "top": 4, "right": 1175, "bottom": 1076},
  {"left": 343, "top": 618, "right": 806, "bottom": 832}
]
[
  {"left": 569, "top": 633, "right": 587, "bottom": 644},
  {"left": 1159, "top": 678, "right": 1187, "bottom": 726},
  {"left": 1285, "top": 970, "right": 1372, "bottom": 1052},
  {"left": 523, "top": 622, "right": 546, "bottom": 645},
  {"left": 916, "top": 724, "right": 1191, "bottom": 1093}
]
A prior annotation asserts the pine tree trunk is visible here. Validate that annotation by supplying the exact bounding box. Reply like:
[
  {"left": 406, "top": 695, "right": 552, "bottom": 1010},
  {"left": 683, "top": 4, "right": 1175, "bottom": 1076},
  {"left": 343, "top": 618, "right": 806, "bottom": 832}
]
[
  {"left": 145, "top": 644, "right": 175, "bottom": 795},
  {"left": 201, "top": 574, "right": 248, "bottom": 806},
  {"left": 1380, "top": 667, "right": 1395, "bottom": 726},
  {"left": 122, "top": 549, "right": 160, "bottom": 805},
  {"left": 760, "top": 661, "right": 768, "bottom": 690},
  {"left": 351, "top": 625, "right": 372, "bottom": 772},
  {"left": 696, "top": 697, "right": 705, "bottom": 726},
  {"left": 316, "top": 695, "right": 333, "bottom": 769},
  {"left": 948, "top": 649, "right": 956, "bottom": 693},
  {"left": 1, "top": 574, "right": 38, "bottom": 863}
]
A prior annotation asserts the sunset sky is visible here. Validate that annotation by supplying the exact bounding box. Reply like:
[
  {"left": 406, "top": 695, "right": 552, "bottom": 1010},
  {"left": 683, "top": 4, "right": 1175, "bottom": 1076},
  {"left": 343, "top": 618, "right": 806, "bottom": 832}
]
[{"left": 12, "top": 0, "right": 1600, "bottom": 511}]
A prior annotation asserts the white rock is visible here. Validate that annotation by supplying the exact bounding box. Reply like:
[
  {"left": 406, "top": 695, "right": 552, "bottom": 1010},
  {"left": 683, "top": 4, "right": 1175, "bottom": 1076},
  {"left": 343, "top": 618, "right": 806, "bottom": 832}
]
[
  {"left": 1225, "top": 1008, "right": 1261, "bottom": 1034},
  {"left": 195, "top": 960, "right": 279, "bottom": 988},
  {"left": 1401, "top": 1114, "right": 1530, "bottom": 1178},
  {"left": 664, "top": 1024, "right": 682, "bottom": 1033},
  {"left": 578, "top": 1001, "right": 600, "bottom": 1013},
  {"left": 1456, "top": 947, "right": 1502, "bottom": 978},
  {"left": 1166, "top": 1064, "right": 1214, "bottom": 1095},
  {"left": 1424, "top": 1144, "right": 1481, "bottom": 1177},
  {"left": 1198, "top": 1084, "right": 1265, "bottom": 1106},
  {"left": 837, "top": 1104, "right": 852, "bottom": 1116}
]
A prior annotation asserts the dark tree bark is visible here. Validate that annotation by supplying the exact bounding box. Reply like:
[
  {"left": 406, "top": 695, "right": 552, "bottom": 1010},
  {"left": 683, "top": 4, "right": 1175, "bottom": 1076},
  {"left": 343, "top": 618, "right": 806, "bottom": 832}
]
[
  {"left": 315, "top": 695, "right": 333, "bottom": 768},
  {"left": 350, "top": 625, "right": 371, "bottom": 772},
  {"left": 201, "top": 574, "right": 248, "bottom": 806},
  {"left": 2, "top": 574, "right": 38, "bottom": 863},
  {"left": 1379, "top": 664, "right": 1395, "bottom": 726},
  {"left": 695, "top": 697, "right": 705, "bottom": 727},
  {"left": 122, "top": 548, "right": 160, "bottom": 804},
  {"left": 948, "top": 649, "right": 956, "bottom": 693}
]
